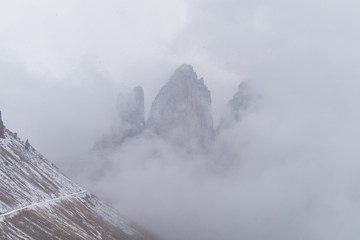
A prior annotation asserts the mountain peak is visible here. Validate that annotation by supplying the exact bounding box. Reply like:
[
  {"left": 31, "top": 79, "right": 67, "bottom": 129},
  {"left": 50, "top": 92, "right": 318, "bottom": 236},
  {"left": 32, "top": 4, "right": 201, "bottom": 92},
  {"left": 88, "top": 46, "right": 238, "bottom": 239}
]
[
  {"left": 0, "top": 111, "right": 5, "bottom": 139},
  {"left": 95, "top": 86, "right": 145, "bottom": 149},
  {"left": 170, "top": 64, "right": 198, "bottom": 83},
  {"left": 171, "top": 64, "right": 206, "bottom": 85},
  {"left": 176, "top": 64, "right": 194, "bottom": 72},
  {"left": 96, "top": 65, "right": 214, "bottom": 151},
  {"left": 229, "top": 81, "right": 253, "bottom": 121},
  {"left": 148, "top": 64, "right": 214, "bottom": 150},
  {"left": 117, "top": 86, "right": 145, "bottom": 127}
]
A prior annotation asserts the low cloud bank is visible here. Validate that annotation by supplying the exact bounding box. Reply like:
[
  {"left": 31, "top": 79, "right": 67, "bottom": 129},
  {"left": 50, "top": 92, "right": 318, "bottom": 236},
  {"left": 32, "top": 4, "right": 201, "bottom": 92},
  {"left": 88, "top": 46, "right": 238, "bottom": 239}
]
[{"left": 72, "top": 73, "right": 360, "bottom": 240}]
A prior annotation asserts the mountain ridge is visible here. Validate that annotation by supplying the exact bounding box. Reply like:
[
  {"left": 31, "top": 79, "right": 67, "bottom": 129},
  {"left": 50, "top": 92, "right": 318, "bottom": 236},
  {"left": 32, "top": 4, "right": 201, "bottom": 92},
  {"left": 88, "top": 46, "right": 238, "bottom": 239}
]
[
  {"left": 0, "top": 112, "right": 159, "bottom": 240},
  {"left": 97, "top": 64, "right": 256, "bottom": 152},
  {"left": 147, "top": 64, "right": 214, "bottom": 150}
]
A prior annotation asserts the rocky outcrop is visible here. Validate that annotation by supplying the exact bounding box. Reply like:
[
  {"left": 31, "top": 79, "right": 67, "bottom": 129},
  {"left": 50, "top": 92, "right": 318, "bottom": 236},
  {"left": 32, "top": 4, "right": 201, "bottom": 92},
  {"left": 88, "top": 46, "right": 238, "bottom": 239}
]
[
  {"left": 229, "top": 81, "right": 253, "bottom": 121},
  {"left": 147, "top": 64, "right": 214, "bottom": 150},
  {"left": 0, "top": 111, "right": 5, "bottom": 139},
  {"left": 96, "top": 86, "right": 145, "bottom": 149},
  {"left": 116, "top": 86, "right": 145, "bottom": 134},
  {"left": 216, "top": 81, "right": 256, "bottom": 133},
  {"left": 25, "top": 139, "right": 31, "bottom": 151},
  {"left": 96, "top": 64, "right": 215, "bottom": 151}
]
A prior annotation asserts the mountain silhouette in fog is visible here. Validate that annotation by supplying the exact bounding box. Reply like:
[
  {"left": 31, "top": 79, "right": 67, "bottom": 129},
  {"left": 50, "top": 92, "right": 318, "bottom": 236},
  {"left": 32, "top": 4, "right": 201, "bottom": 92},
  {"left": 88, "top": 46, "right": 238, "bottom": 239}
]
[{"left": 97, "top": 64, "right": 255, "bottom": 152}]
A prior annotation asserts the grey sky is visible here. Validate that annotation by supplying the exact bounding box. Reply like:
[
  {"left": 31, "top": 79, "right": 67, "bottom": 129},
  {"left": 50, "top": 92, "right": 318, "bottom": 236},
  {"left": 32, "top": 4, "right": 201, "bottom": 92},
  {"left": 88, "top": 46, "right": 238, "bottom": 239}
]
[{"left": 1, "top": 1, "right": 360, "bottom": 239}]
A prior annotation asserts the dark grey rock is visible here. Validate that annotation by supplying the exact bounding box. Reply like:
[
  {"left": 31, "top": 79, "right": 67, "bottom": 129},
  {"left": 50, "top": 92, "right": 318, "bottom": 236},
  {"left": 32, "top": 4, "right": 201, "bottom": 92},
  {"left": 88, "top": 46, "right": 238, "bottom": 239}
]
[
  {"left": 229, "top": 81, "right": 253, "bottom": 121},
  {"left": 96, "top": 86, "right": 145, "bottom": 149},
  {"left": 147, "top": 64, "right": 214, "bottom": 150},
  {"left": 0, "top": 111, "right": 5, "bottom": 139}
]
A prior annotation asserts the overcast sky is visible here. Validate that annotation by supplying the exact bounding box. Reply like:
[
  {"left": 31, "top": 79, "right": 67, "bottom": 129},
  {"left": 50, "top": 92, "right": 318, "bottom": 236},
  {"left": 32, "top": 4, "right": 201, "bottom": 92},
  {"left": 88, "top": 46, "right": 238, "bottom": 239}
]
[{"left": 2, "top": 1, "right": 360, "bottom": 239}]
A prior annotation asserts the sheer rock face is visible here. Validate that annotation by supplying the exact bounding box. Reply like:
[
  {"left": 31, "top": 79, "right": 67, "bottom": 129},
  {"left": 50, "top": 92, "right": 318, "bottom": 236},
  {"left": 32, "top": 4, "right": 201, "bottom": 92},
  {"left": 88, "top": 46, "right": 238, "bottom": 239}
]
[
  {"left": 117, "top": 86, "right": 145, "bottom": 135},
  {"left": 96, "top": 86, "right": 145, "bottom": 149},
  {"left": 0, "top": 112, "right": 4, "bottom": 139},
  {"left": 147, "top": 64, "right": 214, "bottom": 150},
  {"left": 216, "top": 81, "right": 255, "bottom": 133},
  {"left": 229, "top": 81, "right": 253, "bottom": 121}
]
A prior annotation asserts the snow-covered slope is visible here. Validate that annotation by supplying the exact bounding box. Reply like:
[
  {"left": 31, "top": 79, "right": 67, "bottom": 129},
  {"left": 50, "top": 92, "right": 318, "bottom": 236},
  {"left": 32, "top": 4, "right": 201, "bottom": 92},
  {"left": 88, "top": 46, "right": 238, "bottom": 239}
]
[
  {"left": 0, "top": 129, "right": 82, "bottom": 214},
  {"left": 0, "top": 113, "right": 158, "bottom": 240}
]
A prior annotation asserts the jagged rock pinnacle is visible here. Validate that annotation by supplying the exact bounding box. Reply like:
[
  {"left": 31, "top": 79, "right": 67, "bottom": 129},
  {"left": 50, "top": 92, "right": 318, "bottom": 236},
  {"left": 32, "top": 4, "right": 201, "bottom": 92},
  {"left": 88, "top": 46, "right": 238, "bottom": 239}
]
[
  {"left": 147, "top": 64, "right": 214, "bottom": 150},
  {"left": 229, "top": 81, "right": 253, "bottom": 121},
  {"left": 175, "top": 64, "right": 194, "bottom": 74},
  {"left": 0, "top": 111, "right": 5, "bottom": 138},
  {"left": 117, "top": 86, "right": 145, "bottom": 131},
  {"left": 217, "top": 81, "right": 258, "bottom": 133},
  {"left": 95, "top": 86, "right": 145, "bottom": 149},
  {"left": 25, "top": 139, "right": 31, "bottom": 150}
]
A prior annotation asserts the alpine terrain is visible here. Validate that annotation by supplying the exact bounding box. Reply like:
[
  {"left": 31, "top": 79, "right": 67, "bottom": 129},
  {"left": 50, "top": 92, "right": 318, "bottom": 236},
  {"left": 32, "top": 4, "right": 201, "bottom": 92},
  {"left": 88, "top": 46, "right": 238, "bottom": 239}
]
[
  {"left": 0, "top": 112, "right": 158, "bottom": 240},
  {"left": 97, "top": 64, "right": 216, "bottom": 151},
  {"left": 147, "top": 64, "right": 214, "bottom": 150}
]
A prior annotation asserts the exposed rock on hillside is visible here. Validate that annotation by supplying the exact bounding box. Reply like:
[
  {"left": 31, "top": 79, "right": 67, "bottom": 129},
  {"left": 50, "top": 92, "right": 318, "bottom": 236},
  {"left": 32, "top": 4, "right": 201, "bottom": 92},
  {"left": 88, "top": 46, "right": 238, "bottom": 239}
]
[{"left": 0, "top": 112, "right": 4, "bottom": 139}]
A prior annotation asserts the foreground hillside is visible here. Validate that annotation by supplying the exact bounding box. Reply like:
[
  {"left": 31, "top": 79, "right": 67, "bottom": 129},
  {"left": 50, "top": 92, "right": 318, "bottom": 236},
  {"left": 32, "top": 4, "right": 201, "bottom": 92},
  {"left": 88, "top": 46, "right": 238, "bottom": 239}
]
[{"left": 0, "top": 113, "right": 158, "bottom": 240}]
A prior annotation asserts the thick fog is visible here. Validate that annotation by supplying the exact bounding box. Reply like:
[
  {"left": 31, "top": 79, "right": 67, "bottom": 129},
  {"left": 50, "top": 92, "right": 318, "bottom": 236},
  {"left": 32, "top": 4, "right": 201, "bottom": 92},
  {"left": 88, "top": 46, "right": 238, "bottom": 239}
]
[{"left": 1, "top": 0, "right": 360, "bottom": 239}]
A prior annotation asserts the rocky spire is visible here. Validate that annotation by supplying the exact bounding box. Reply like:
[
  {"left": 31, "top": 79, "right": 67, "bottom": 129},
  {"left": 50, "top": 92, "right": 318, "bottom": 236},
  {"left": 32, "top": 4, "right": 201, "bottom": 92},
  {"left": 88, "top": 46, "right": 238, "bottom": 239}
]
[
  {"left": 25, "top": 139, "right": 31, "bottom": 150},
  {"left": 0, "top": 111, "right": 5, "bottom": 138},
  {"left": 216, "top": 81, "right": 257, "bottom": 133},
  {"left": 147, "top": 64, "right": 214, "bottom": 150},
  {"left": 95, "top": 86, "right": 145, "bottom": 149},
  {"left": 118, "top": 86, "right": 145, "bottom": 132},
  {"left": 228, "top": 81, "right": 255, "bottom": 121}
]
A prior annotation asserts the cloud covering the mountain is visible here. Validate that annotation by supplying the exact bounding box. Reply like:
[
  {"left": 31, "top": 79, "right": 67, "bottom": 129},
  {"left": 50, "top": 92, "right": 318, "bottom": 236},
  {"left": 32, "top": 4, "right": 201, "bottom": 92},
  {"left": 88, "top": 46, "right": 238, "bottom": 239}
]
[{"left": 1, "top": 0, "right": 360, "bottom": 239}]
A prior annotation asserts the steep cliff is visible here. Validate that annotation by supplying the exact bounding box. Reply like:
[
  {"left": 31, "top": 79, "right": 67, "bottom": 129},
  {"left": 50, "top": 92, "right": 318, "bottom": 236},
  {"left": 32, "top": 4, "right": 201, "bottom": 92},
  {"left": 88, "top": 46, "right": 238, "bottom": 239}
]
[
  {"left": 96, "top": 86, "right": 145, "bottom": 149},
  {"left": 228, "top": 81, "right": 253, "bottom": 121},
  {"left": 147, "top": 64, "right": 214, "bottom": 150}
]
